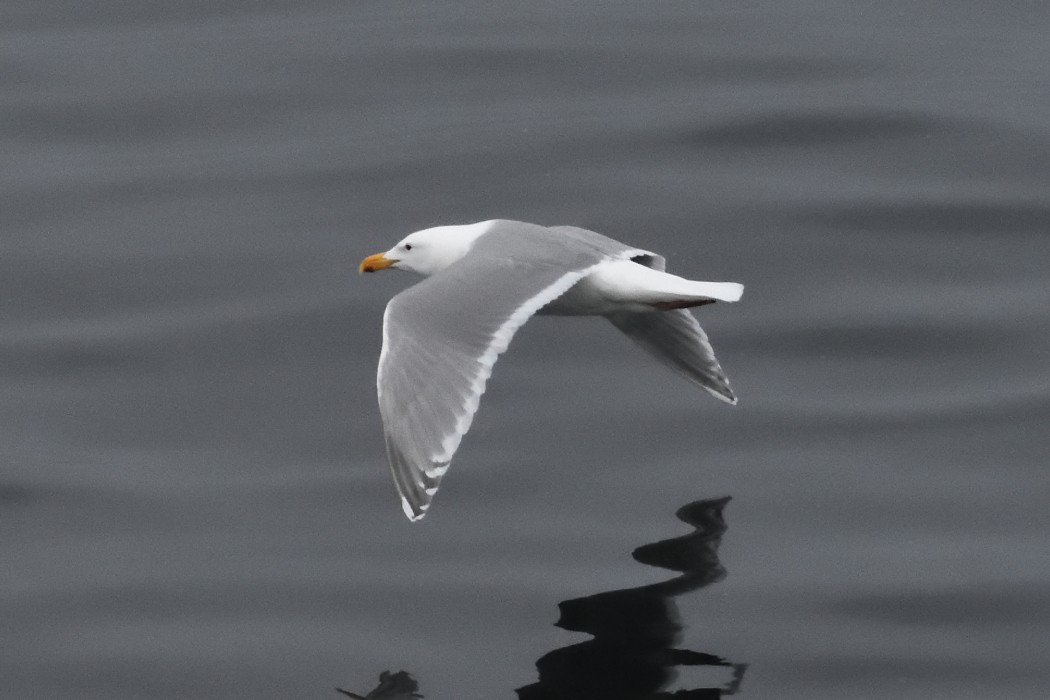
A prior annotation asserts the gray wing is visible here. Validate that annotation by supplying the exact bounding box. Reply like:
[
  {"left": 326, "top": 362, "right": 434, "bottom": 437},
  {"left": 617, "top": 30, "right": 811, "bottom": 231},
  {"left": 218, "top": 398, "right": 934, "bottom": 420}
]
[
  {"left": 377, "top": 221, "right": 647, "bottom": 520},
  {"left": 595, "top": 241, "right": 735, "bottom": 404},
  {"left": 607, "top": 308, "right": 737, "bottom": 404}
]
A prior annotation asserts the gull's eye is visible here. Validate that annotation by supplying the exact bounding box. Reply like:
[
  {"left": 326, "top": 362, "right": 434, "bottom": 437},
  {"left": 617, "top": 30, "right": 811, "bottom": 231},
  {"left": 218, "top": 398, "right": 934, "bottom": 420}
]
[{"left": 404, "top": 244, "right": 413, "bottom": 251}]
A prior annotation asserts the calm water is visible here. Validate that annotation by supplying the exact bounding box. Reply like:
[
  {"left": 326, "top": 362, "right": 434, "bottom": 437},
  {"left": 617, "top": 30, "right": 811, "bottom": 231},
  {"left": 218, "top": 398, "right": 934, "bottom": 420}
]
[{"left": 2, "top": 2, "right": 1049, "bottom": 698}]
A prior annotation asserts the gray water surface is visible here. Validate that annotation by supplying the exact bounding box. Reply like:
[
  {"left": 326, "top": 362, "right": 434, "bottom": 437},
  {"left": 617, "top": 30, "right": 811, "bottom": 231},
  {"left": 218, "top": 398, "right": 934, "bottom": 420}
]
[{"left": 3, "top": 2, "right": 1049, "bottom": 698}]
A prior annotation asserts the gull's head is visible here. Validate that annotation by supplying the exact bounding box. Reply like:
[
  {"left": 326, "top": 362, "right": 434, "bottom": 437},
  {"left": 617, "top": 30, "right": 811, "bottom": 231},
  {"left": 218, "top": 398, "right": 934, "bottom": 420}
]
[{"left": 359, "top": 221, "right": 495, "bottom": 277}]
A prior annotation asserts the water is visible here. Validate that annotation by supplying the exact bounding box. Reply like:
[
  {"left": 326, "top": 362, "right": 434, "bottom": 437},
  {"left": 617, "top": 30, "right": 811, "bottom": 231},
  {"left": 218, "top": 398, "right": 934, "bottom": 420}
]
[{"left": 2, "top": 2, "right": 1048, "bottom": 698}]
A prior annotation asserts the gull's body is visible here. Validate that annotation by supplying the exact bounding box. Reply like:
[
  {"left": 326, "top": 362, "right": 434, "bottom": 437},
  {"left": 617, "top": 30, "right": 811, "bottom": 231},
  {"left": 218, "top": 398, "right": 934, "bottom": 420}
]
[{"left": 360, "top": 219, "right": 743, "bottom": 520}]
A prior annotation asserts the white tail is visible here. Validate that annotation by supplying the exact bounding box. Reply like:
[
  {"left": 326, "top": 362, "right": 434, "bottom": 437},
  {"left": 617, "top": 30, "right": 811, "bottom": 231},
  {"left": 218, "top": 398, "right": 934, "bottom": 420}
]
[
  {"left": 680, "top": 280, "right": 744, "bottom": 302},
  {"left": 573, "top": 259, "right": 744, "bottom": 314}
]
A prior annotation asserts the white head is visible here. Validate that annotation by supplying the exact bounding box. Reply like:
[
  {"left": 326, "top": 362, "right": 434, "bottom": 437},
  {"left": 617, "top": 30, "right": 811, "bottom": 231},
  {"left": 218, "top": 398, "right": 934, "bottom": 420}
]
[{"left": 360, "top": 221, "right": 495, "bottom": 277}]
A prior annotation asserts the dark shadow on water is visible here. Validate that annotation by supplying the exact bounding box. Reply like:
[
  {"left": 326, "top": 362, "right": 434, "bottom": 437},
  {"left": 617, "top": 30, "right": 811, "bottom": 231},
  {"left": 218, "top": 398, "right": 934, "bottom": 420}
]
[
  {"left": 337, "top": 670, "right": 422, "bottom": 700},
  {"left": 516, "top": 496, "right": 746, "bottom": 699},
  {"left": 343, "top": 497, "right": 745, "bottom": 699}
]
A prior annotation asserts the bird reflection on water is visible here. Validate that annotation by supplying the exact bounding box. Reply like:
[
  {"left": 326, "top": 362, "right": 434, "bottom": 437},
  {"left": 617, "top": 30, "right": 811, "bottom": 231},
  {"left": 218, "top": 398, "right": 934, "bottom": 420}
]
[
  {"left": 343, "top": 497, "right": 745, "bottom": 699},
  {"left": 516, "top": 496, "right": 746, "bottom": 699},
  {"left": 336, "top": 670, "right": 422, "bottom": 700}
]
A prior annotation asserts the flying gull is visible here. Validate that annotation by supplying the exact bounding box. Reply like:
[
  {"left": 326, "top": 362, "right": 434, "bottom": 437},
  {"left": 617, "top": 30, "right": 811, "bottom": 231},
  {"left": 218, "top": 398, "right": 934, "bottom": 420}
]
[{"left": 360, "top": 219, "right": 743, "bottom": 521}]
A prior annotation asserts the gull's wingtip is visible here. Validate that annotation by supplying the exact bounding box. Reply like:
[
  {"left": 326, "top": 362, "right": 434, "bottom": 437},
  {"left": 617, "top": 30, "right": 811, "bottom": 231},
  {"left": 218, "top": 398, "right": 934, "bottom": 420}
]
[
  {"left": 400, "top": 496, "right": 428, "bottom": 522},
  {"left": 386, "top": 431, "right": 437, "bottom": 521},
  {"left": 704, "top": 382, "right": 738, "bottom": 405}
]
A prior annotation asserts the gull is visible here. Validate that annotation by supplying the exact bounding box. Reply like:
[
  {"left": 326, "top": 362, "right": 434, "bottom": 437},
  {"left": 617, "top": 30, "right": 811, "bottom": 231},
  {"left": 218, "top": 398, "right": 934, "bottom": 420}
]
[{"left": 360, "top": 220, "right": 743, "bottom": 520}]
